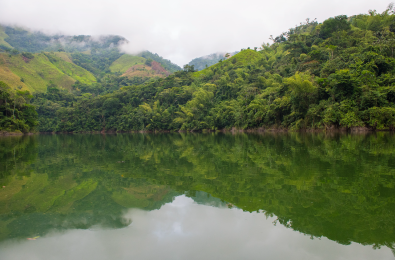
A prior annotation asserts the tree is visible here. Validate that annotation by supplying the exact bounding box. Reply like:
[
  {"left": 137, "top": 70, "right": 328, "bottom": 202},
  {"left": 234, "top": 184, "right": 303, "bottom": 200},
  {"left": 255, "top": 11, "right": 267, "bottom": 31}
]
[
  {"left": 326, "top": 45, "right": 337, "bottom": 59},
  {"left": 145, "top": 58, "right": 153, "bottom": 66},
  {"left": 183, "top": 64, "right": 195, "bottom": 72},
  {"left": 285, "top": 72, "right": 317, "bottom": 115},
  {"left": 319, "top": 15, "right": 350, "bottom": 39}
]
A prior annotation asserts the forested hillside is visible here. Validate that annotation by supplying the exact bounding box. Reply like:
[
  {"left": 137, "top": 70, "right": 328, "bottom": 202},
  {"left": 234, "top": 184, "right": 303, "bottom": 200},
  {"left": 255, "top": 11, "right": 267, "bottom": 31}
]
[
  {"left": 0, "top": 25, "right": 126, "bottom": 53},
  {"left": 25, "top": 6, "right": 395, "bottom": 133},
  {"left": 0, "top": 24, "right": 185, "bottom": 133},
  {"left": 138, "top": 51, "right": 182, "bottom": 73},
  {"left": 1, "top": 7, "right": 395, "bottom": 133},
  {"left": 0, "top": 24, "right": 181, "bottom": 91},
  {"left": 0, "top": 24, "right": 181, "bottom": 73}
]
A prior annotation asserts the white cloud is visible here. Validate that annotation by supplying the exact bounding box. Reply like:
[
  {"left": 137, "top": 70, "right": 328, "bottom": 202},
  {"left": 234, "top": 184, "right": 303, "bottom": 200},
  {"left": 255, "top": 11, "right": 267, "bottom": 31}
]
[{"left": 0, "top": 0, "right": 391, "bottom": 66}]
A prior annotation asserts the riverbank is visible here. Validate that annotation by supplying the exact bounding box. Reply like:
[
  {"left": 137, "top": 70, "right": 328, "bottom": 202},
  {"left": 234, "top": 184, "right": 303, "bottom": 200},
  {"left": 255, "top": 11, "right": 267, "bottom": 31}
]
[
  {"left": 31, "top": 125, "right": 393, "bottom": 135},
  {"left": 0, "top": 130, "right": 28, "bottom": 136},
  {"left": 4, "top": 125, "right": 392, "bottom": 136}
]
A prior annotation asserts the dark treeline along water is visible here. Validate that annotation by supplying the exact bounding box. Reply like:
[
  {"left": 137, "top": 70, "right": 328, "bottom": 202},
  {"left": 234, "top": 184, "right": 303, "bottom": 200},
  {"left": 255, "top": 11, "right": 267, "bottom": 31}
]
[{"left": 0, "top": 133, "right": 395, "bottom": 250}]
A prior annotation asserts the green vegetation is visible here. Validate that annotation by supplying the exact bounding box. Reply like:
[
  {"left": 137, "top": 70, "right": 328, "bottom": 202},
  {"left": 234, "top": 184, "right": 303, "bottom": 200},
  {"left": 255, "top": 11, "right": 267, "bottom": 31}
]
[
  {"left": 4, "top": 52, "right": 75, "bottom": 92},
  {"left": 31, "top": 7, "right": 395, "bottom": 132},
  {"left": 0, "top": 24, "right": 175, "bottom": 92},
  {"left": 0, "top": 24, "right": 182, "bottom": 108},
  {"left": 0, "top": 134, "right": 181, "bottom": 240},
  {"left": 0, "top": 52, "right": 96, "bottom": 93},
  {"left": 0, "top": 81, "right": 38, "bottom": 133},
  {"left": 0, "top": 25, "right": 13, "bottom": 50},
  {"left": 138, "top": 51, "right": 182, "bottom": 73},
  {"left": 2, "top": 26, "right": 51, "bottom": 53},
  {"left": 1, "top": 7, "right": 395, "bottom": 132},
  {"left": 0, "top": 24, "right": 181, "bottom": 75},
  {"left": 43, "top": 52, "right": 97, "bottom": 85},
  {"left": 0, "top": 25, "right": 126, "bottom": 53},
  {"left": 70, "top": 48, "right": 123, "bottom": 76},
  {"left": 109, "top": 54, "right": 146, "bottom": 73},
  {"left": 72, "top": 75, "right": 145, "bottom": 95},
  {"left": 0, "top": 133, "right": 394, "bottom": 248},
  {"left": 2, "top": 7, "right": 395, "bottom": 251}
]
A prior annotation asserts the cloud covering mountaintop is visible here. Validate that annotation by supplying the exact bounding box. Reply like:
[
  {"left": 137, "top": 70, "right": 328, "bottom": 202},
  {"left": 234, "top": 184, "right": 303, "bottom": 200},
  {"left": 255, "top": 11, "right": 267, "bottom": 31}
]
[{"left": 0, "top": 0, "right": 390, "bottom": 66}]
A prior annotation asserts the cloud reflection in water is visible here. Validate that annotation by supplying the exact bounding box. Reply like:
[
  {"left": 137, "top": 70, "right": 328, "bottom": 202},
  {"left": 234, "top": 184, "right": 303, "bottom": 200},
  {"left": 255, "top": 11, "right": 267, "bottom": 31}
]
[{"left": 0, "top": 195, "right": 392, "bottom": 260}]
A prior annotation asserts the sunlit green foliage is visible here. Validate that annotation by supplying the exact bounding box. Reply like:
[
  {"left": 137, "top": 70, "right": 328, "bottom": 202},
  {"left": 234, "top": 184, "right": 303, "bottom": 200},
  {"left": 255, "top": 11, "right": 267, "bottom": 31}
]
[
  {"left": 0, "top": 52, "right": 96, "bottom": 93},
  {"left": 109, "top": 54, "right": 146, "bottom": 73},
  {"left": 0, "top": 81, "right": 38, "bottom": 133},
  {"left": 33, "top": 7, "right": 395, "bottom": 132}
]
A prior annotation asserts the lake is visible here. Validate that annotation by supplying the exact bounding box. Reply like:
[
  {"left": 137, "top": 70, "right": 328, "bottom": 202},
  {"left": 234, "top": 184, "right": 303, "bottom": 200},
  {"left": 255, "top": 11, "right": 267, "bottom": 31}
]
[{"left": 0, "top": 132, "right": 394, "bottom": 260}]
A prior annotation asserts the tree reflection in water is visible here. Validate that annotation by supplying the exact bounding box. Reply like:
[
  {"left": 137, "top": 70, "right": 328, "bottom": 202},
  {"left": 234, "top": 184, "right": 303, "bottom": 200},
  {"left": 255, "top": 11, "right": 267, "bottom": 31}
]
[{"left": 0, "top": 132, "right": 394, "bottom": 250}]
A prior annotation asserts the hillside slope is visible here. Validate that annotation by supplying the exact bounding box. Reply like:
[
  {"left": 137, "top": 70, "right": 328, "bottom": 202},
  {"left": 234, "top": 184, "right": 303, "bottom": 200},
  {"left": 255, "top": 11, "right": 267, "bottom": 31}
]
[
  {"left": 193, "top": 49, "right": 261, "bottom": 78},
  {"left": 29, "top": 6, "right": 395, "bottom": 132},
  {"left": 0, "top": 52, "right": 96, "bottom": 92},
  {"left": 0, "top": 24, "right": 126, "bottom": 53},
  {"left": 45, "top": 52, "right": 96, "bottom": 85},
  {"left": 121, "top": 61, "right": 170, "bottom": 79},
  {"left": 138, "top": 51, "right": 181, "bottom": 73},
  {"left": 0, "top": 25, "right": 13, "bottom": 50},
  {"left": 109, "top": 54, "right": 146, "bottom": 73},
  {"left": 110, "top": 54, "right": 171, "bottom": 79},
  {"left": 0, "top": 24, "right": 181, "bottom": 75}
]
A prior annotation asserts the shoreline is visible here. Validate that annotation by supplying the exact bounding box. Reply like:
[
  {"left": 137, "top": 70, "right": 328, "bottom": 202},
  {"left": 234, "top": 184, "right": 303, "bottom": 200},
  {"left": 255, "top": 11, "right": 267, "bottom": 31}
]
[
  {"left": 37, "top": 125, "right": 389, "bottom": 134},
  {"left": 2, "top": 126, "right": 393, "bottom": 136},
  {"left": 8, "top": 127, "right": 394, "bottom": 136}
]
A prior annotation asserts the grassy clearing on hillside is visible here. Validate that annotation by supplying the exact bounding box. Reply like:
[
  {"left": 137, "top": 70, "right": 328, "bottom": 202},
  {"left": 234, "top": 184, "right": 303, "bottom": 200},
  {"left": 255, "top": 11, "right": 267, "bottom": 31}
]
[
  {"left": 54, "top": 52, "right": 74, "bottom": 63},
  {"left": 121, "top": 64, "right": 165, "bottom": 78},
  {"left": 6, "top": 53, "right": 76, "bottom": 92},
  {"left": 110, "top": 54, "right": 146, "bottom": 73},
  {"left": 193, "top": 49, "right": 261, "bottom": 78},
  {"left": 5, "top": 53, "right": 76, "bottom": 92},
  {"left": 46, "top": 52, "right": 96, "bottom": 85},
  {"left": 0, "top": 55, "right": 29, "bottom": 91},
  {"left": 0, "top": 25, "right": 13, "bottom": 49},
  {"left": 0, "top": 52, "right": 96, "bottom": 92}
]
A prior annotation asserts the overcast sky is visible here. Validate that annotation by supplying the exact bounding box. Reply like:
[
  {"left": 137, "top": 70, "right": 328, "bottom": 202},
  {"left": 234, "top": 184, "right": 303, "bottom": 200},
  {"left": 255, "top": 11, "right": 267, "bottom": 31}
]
[{"left": 0, "top": 0, "right": 391, "bottom": 66}]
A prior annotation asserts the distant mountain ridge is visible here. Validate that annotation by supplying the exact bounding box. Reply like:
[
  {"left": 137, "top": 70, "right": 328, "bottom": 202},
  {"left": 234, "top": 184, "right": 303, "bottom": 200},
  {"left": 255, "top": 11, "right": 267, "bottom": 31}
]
[
  {"left": 188, "top": 51, "right": 238, "bottom": 71},
  {"left": 0, "top": 24, "right": 126, "bottom": 53},
  {"left": 0, "top": 24, "right": 181, "bottom": 72},
  {"left": 0, "top": 24, "right": 182, "bottom": 92}
]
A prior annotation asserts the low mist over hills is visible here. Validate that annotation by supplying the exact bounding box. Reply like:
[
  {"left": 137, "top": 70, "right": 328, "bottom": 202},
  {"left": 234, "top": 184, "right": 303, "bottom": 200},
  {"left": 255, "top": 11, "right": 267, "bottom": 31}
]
[
  {"left": 0, "top": 24, "right": 127, "bottom": 53},
  {"left": 1, "top": 6, "right": 395, "bottom": 134},
  {"left": 188, "top": 52, "right": 239, "bottom": 71},
  {"left": 0, "top": 24, "right": 181, "bottom": 93}
]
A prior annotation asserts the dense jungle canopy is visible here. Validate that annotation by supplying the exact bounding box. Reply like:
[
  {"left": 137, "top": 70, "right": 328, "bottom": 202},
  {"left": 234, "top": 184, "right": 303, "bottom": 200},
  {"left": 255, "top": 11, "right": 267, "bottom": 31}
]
[{"left": 1, "top": 7, "right": 395, "bottom": 132}]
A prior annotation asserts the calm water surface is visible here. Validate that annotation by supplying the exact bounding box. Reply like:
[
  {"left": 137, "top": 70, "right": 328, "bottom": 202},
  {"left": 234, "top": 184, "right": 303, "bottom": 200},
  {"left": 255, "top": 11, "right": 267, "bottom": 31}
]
[{"left": 0, "top": 133, "right": 394, "bottom": 259}]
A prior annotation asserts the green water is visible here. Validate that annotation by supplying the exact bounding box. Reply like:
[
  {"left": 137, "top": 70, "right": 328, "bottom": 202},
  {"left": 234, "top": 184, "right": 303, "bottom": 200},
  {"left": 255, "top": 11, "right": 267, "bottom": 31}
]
[{"left": 0, "top": 133, "right": 395, "bottom": 259}]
